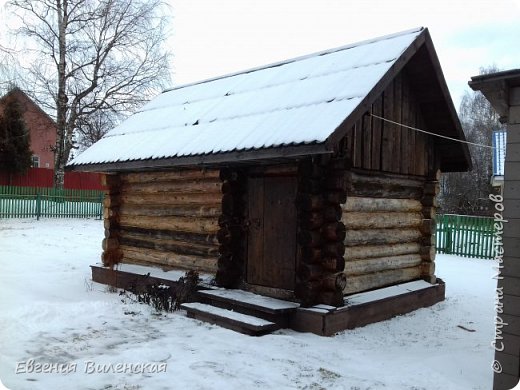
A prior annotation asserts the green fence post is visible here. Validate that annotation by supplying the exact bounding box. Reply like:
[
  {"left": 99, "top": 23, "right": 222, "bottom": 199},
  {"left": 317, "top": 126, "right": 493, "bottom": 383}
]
[
  {"left": 36, "top": 192, "right": 41, "bottom": 221},
  {"left": 98, "top": 193, "right": 103, "bottom": 220}
]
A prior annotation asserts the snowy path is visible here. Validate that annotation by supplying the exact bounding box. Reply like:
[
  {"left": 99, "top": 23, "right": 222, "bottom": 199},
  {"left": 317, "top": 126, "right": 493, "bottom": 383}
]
[{"left": 0, "top": 219, "right": 496, "bottom": 389}]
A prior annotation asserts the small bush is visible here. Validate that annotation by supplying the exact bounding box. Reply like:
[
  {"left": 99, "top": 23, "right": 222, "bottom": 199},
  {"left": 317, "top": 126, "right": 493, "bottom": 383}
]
[{"left": 121, "top": 270, "right": 200, "bottom": 312}]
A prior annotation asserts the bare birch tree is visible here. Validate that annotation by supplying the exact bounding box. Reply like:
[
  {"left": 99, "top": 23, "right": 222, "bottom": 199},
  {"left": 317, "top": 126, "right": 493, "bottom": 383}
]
[
  {"left": 438, "top": 66, "right": 503, "bottom": 216},
  {"left": 9, "top": 0, "right": 171, "bottom": 187}
]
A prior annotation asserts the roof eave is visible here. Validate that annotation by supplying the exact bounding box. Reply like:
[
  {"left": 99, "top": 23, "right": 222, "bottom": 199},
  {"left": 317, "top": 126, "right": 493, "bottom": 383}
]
[
  {"left": 67, "top": 143, "right": 332, "bottom": 173},
  {"left": 469, "top": 69, "right": 520, "bottom": 123}
]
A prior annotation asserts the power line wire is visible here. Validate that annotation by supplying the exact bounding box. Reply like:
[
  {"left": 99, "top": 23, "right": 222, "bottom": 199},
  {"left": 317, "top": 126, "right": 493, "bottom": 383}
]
[{"left": 370, "top": 113, "right": 495, "bottom": 150}]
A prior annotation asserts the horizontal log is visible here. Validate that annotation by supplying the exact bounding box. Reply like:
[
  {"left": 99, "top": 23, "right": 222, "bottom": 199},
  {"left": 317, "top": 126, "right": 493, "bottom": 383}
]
[
  {"left": 119, "top": 214, "right": 219, "bottom": 234},
  {"left": 346, "top": 172, "right": 424, "bottom": 199},
  {"left": 321, "top": 222, "right": 346, "bottom": 242},
  {"left": 249, "top": 164, "right": 298, "bottom": 177},
  {"left": 294, "top": 280, "right": 321, "bottom": 305},
  {"left": 343, "top": 266, "right": 422, "bottom": 295},
  {"left": 121, "top": 245, "right": 218, "bottom": 273},
  {"left": 343, "top": 197, "right": 422, "bottom": 212},
  {"left": 345, "top": 228, "right": 422, "bottom": 246},
  {"left": 120, "top": 192, "right": 221, "bottom": 206},
  {"left": 321, "top": 256, "right": 346, "bottom": 272},
  {"left": 120, "top": 226, "right": 218, "bottom": 246},
  {"left": 119, "top": 232, "right": 218, "bottom": 258},
  {"left": 345, "top": 242, "right": 421, "bottom": 260},
  {"left": 344, "top": 254, "right": 422, "bottom": 276},
  {"left": 122, "top": 169, "right": 220, "bottom": 184},
  {"left": 342, "top": 212, "right": 422, "bottom": 229},
  {"left": 120, "top": 204, "right": 221, "bottom": 218},
  {"left": 121, "top": 180, "right": 221, "bottom": 195},
  {"left": 322, "top": 272, "right": 347, "bottom": 291}
]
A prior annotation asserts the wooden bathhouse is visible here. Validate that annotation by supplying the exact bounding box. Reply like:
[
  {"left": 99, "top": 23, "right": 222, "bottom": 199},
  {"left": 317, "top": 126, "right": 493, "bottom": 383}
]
[
  {"left": 470, "top": 69, "right": 520, "bottom": 390},
  {"left": 69, "top": 27, "right": 471, "bottom": 335}
]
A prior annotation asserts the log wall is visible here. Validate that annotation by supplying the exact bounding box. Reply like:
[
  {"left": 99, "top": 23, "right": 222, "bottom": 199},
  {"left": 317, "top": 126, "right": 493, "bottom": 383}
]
[
  {"left": 107, "top": 169, "right": 221, "bottom": 273},
  {"left": 341, "top": 170, "right": 437, "bottom": 294}
]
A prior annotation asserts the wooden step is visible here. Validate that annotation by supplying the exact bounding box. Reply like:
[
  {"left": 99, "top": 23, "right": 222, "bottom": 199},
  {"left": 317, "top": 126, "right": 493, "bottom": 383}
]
[
  {"left": 196, "top": 289, "right": 300, "bottom": 327},
  {"left": 181, "top": 302, "right": 280, "bottom": 336}
]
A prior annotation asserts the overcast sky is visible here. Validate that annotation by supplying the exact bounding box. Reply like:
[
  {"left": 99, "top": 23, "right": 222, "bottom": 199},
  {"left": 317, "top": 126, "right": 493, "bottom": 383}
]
[
  {"left": 168, "top": 0, "right": 520, "bottom": 109},
  {"left": 2, "top": 0, "right": 519, "bottom": 110}
]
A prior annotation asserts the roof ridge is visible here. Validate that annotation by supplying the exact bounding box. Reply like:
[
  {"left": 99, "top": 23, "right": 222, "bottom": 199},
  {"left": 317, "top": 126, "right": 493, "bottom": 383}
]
[{"left": 163, "top": 27, "right": 424, "bottom": 94}]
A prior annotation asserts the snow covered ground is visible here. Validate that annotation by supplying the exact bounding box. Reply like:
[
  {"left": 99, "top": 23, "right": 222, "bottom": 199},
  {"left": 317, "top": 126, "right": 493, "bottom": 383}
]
[{"left": 0, "top": 219, "right": 498, "bottom": 390}]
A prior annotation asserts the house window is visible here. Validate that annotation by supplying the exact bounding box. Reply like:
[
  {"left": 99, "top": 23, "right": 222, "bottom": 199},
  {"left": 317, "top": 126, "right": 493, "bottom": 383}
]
[{"left": 32, "top": 155, "right": 40, "bottom": 168}]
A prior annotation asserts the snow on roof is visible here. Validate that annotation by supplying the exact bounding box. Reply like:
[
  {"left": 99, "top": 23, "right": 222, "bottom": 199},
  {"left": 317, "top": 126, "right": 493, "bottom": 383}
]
[
  {"left": 69, "top": 28, "right": 424, "bottom": 167},
  {"left": 492, "top": 130, "right": 506, "bottom": 176}
]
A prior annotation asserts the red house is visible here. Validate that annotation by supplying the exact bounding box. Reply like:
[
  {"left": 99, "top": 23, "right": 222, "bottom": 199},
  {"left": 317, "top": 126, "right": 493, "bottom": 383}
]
[{"left": 0, "top": 88, "right": 57, "bottom": 169}]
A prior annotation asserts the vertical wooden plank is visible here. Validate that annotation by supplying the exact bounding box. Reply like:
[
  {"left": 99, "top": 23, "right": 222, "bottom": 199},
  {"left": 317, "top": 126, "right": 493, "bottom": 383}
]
[
  {"left": 381, "top": 82, "right": 394, "bottom": 172},
  {"left": 263, "top": 176, "right": 297, "bottom": 289},
  {"left": 371, "top": 96, "right": 383, "bottom": 171},
  {"left": 247, "top": 177, "right": 264, "bottom": 285},
  {"left": 362, "top": 113, "right": 372, "bottom": 170},
  {"left": 353, "top": 120, "right": 363, "bottom": 168},
  {"left": 408, "top": 82, "right": 417, "bottom": 176},
  {"left": 401, "top": 75, "right": 410, "bottom": 175},
  {"left": 392, "top": 73, "right": 402, "bottom": 173}
]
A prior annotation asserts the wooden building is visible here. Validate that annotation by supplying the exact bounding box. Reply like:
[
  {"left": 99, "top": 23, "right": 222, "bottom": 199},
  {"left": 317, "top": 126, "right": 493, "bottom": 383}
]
[
  {"left": 0, "top": 88, "right": 57, "bottom": 169},
  {"left": 69, "top": 28, "right": 471, "bottom": 335},
  {"left": 470, "top": 69, "right": 520, "bottom": 390}
]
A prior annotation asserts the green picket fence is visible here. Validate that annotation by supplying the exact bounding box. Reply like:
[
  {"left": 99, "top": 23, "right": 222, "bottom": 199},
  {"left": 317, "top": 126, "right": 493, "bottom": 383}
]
[
  {"left": 436, "top": 214, "right": 495, "bottom": 259},
  {"left": 0, "top": 186, "right": 104, "bottom": 219}
]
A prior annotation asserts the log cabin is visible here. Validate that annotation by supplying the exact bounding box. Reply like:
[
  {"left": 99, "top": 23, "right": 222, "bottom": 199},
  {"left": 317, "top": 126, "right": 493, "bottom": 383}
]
[{"left": 68, "top": 27, "right": 471, "bottom": 335}]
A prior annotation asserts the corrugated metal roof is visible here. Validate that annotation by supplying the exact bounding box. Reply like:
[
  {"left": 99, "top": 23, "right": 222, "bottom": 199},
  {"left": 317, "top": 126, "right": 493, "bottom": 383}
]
[
  {"left": 493, "top": 130, "right": 507, "bottom": 176},
  {"left": 69, "top": 28, "right": 424, "bottom": 167}
]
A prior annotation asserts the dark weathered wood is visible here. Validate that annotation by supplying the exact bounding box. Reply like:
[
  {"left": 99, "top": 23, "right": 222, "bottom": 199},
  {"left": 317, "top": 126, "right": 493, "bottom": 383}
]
[
  {"left": 321, "top": 222, "right": 346, "bottom": 242},
  {"left": 248, "top": 175, "right": 297, "bottom": 290},
  {"left": 298, "top": 229, "right": 323, "bottom": 247},
  {"left": 321, "top": 256, "right": 346, "bottom": 272},
  {"left": 297, "top": 263, "right": 324, "bottom": 281},
  {"left": 392, "top": 73, "right": 403, "bottom": 173},
  {"left": 322, "top": 273, "right": 347, "bottom": 291},
  {"left": 371, "top": 96, "right": 383, "bottom": 170}
]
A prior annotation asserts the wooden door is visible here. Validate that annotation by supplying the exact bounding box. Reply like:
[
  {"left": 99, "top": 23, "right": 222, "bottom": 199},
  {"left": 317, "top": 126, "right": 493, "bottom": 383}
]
[{"left": 247, "top": 175, "right": 297, "bottom": 290}]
